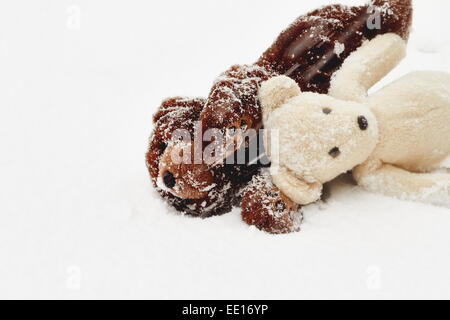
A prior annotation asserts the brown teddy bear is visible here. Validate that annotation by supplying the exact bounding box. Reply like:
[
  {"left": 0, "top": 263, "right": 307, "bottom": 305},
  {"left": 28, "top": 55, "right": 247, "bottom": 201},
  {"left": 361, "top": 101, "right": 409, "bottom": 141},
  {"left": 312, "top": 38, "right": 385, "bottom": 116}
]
[{"left": 146, "top": 0, "right": 413, "bottom": 233}]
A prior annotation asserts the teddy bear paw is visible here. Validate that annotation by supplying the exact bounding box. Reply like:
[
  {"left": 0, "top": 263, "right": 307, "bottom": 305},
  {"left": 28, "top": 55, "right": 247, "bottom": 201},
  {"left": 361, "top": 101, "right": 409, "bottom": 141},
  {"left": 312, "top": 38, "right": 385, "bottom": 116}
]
[{"left": 241, "top": 171, "right": 302, "bottom": 234}]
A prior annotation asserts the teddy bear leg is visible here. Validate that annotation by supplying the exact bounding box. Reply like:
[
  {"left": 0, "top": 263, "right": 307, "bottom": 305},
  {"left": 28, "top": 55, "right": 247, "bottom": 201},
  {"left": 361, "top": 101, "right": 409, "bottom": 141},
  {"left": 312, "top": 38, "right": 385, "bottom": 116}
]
[{"left": 354, "top": 162, "right": 450, "bottom": 208}]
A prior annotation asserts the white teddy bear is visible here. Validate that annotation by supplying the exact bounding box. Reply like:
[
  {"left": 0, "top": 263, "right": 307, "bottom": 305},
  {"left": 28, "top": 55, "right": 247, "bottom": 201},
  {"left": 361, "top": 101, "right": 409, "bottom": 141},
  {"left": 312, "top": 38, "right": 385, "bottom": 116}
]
[{"left": 259, "top": 33, "right": 450, "bottom": 208}]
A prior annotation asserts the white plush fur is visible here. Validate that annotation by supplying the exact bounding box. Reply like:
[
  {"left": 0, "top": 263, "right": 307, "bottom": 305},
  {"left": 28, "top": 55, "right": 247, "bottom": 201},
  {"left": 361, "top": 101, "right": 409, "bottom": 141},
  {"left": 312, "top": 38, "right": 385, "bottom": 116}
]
[
  {"left": 329, "top": 33, "right": 407, "bottom": 102},
  {"left": 260, "top": 34, "right": 450, "bottom": 207}
]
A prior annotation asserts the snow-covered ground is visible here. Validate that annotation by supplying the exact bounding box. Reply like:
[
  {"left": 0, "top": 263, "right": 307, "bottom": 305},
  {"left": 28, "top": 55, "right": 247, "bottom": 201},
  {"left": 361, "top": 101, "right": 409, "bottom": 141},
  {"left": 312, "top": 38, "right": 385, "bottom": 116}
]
[{"left": 0, "top": 0, "right": 449, "bottom": 299}]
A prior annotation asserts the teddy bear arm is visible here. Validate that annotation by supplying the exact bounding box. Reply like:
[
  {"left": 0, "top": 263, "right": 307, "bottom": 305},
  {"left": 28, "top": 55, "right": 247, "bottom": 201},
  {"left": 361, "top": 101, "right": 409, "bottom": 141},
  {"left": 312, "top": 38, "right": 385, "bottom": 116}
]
[
  {"left": 329, "top": 33, "right": 406, "bottom": 102},
  {"left": 270, "top": 166, "right": 323, "bottom": 205},
  {"left": 354, "top": 161, "right": 450, "bottom": 208},
  {"left": 241, "top": 171, "right": 302, "bottom": 234}
]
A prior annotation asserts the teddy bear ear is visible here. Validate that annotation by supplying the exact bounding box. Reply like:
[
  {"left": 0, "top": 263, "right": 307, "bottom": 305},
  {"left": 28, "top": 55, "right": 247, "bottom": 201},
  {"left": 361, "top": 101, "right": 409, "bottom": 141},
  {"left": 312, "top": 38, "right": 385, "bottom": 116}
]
[
  {"left": 259, "top": 76, "right": 301, "bottom": 122},
  {"left": 256, "top": 0, "right": 412, "bottom": 94},
  {"left": 153, "top": 97, "right": 205, "bottom": 124}
]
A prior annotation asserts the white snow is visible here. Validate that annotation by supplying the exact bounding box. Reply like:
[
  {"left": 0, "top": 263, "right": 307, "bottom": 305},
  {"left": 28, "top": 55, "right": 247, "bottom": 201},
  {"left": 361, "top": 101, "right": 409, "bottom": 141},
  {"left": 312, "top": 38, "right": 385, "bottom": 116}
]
[
  {"left": 0, "top": 0, "right": 449, "bottom": 299},
  {"left": 334, "top": 41, "right": 346, "bottom": 58}
]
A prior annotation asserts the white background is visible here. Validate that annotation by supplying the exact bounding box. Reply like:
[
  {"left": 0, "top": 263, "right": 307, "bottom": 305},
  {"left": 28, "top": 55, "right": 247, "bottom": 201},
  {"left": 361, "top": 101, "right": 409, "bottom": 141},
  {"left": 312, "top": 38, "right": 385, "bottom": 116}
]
[{"left": 0, "top": 0, "right": 449, "bottom": 299}]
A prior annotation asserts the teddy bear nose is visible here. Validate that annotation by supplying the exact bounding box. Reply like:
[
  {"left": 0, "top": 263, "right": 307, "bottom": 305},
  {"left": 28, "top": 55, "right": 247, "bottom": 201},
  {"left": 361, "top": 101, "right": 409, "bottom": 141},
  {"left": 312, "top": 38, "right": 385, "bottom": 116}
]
[
  {"left": 358, "top": 116, "right": 369, "bottom": 131},
  {"left": 162, "top": 171, "right": 176, "bottom": 189}
]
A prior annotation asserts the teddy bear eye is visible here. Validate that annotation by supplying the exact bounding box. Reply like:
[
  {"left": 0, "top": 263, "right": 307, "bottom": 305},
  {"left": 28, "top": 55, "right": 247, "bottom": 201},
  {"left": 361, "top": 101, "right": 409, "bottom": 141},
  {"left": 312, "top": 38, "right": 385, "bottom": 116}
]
[
  {"left": 159, "top": 142, "right": 168, "bottom": 152},
  {"left": 163, "top": 171, "right": 176, "bottom": 189},
  {"left": 329, "top": 147, "right": 341, "bottom": 158},
  {"left": 322, "top": 108, "right": 332, "bottom": 115}
]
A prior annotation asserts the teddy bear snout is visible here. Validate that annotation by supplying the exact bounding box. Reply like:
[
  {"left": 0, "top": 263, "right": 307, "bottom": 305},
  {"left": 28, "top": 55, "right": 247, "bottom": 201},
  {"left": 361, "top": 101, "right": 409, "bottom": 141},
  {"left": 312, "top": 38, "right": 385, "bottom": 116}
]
[
  {"left": 357, "top": 115, "right": 369, "bottom": 131},
  {"left": 157, "top": 142, "right": 216, "bottom": 200}
]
